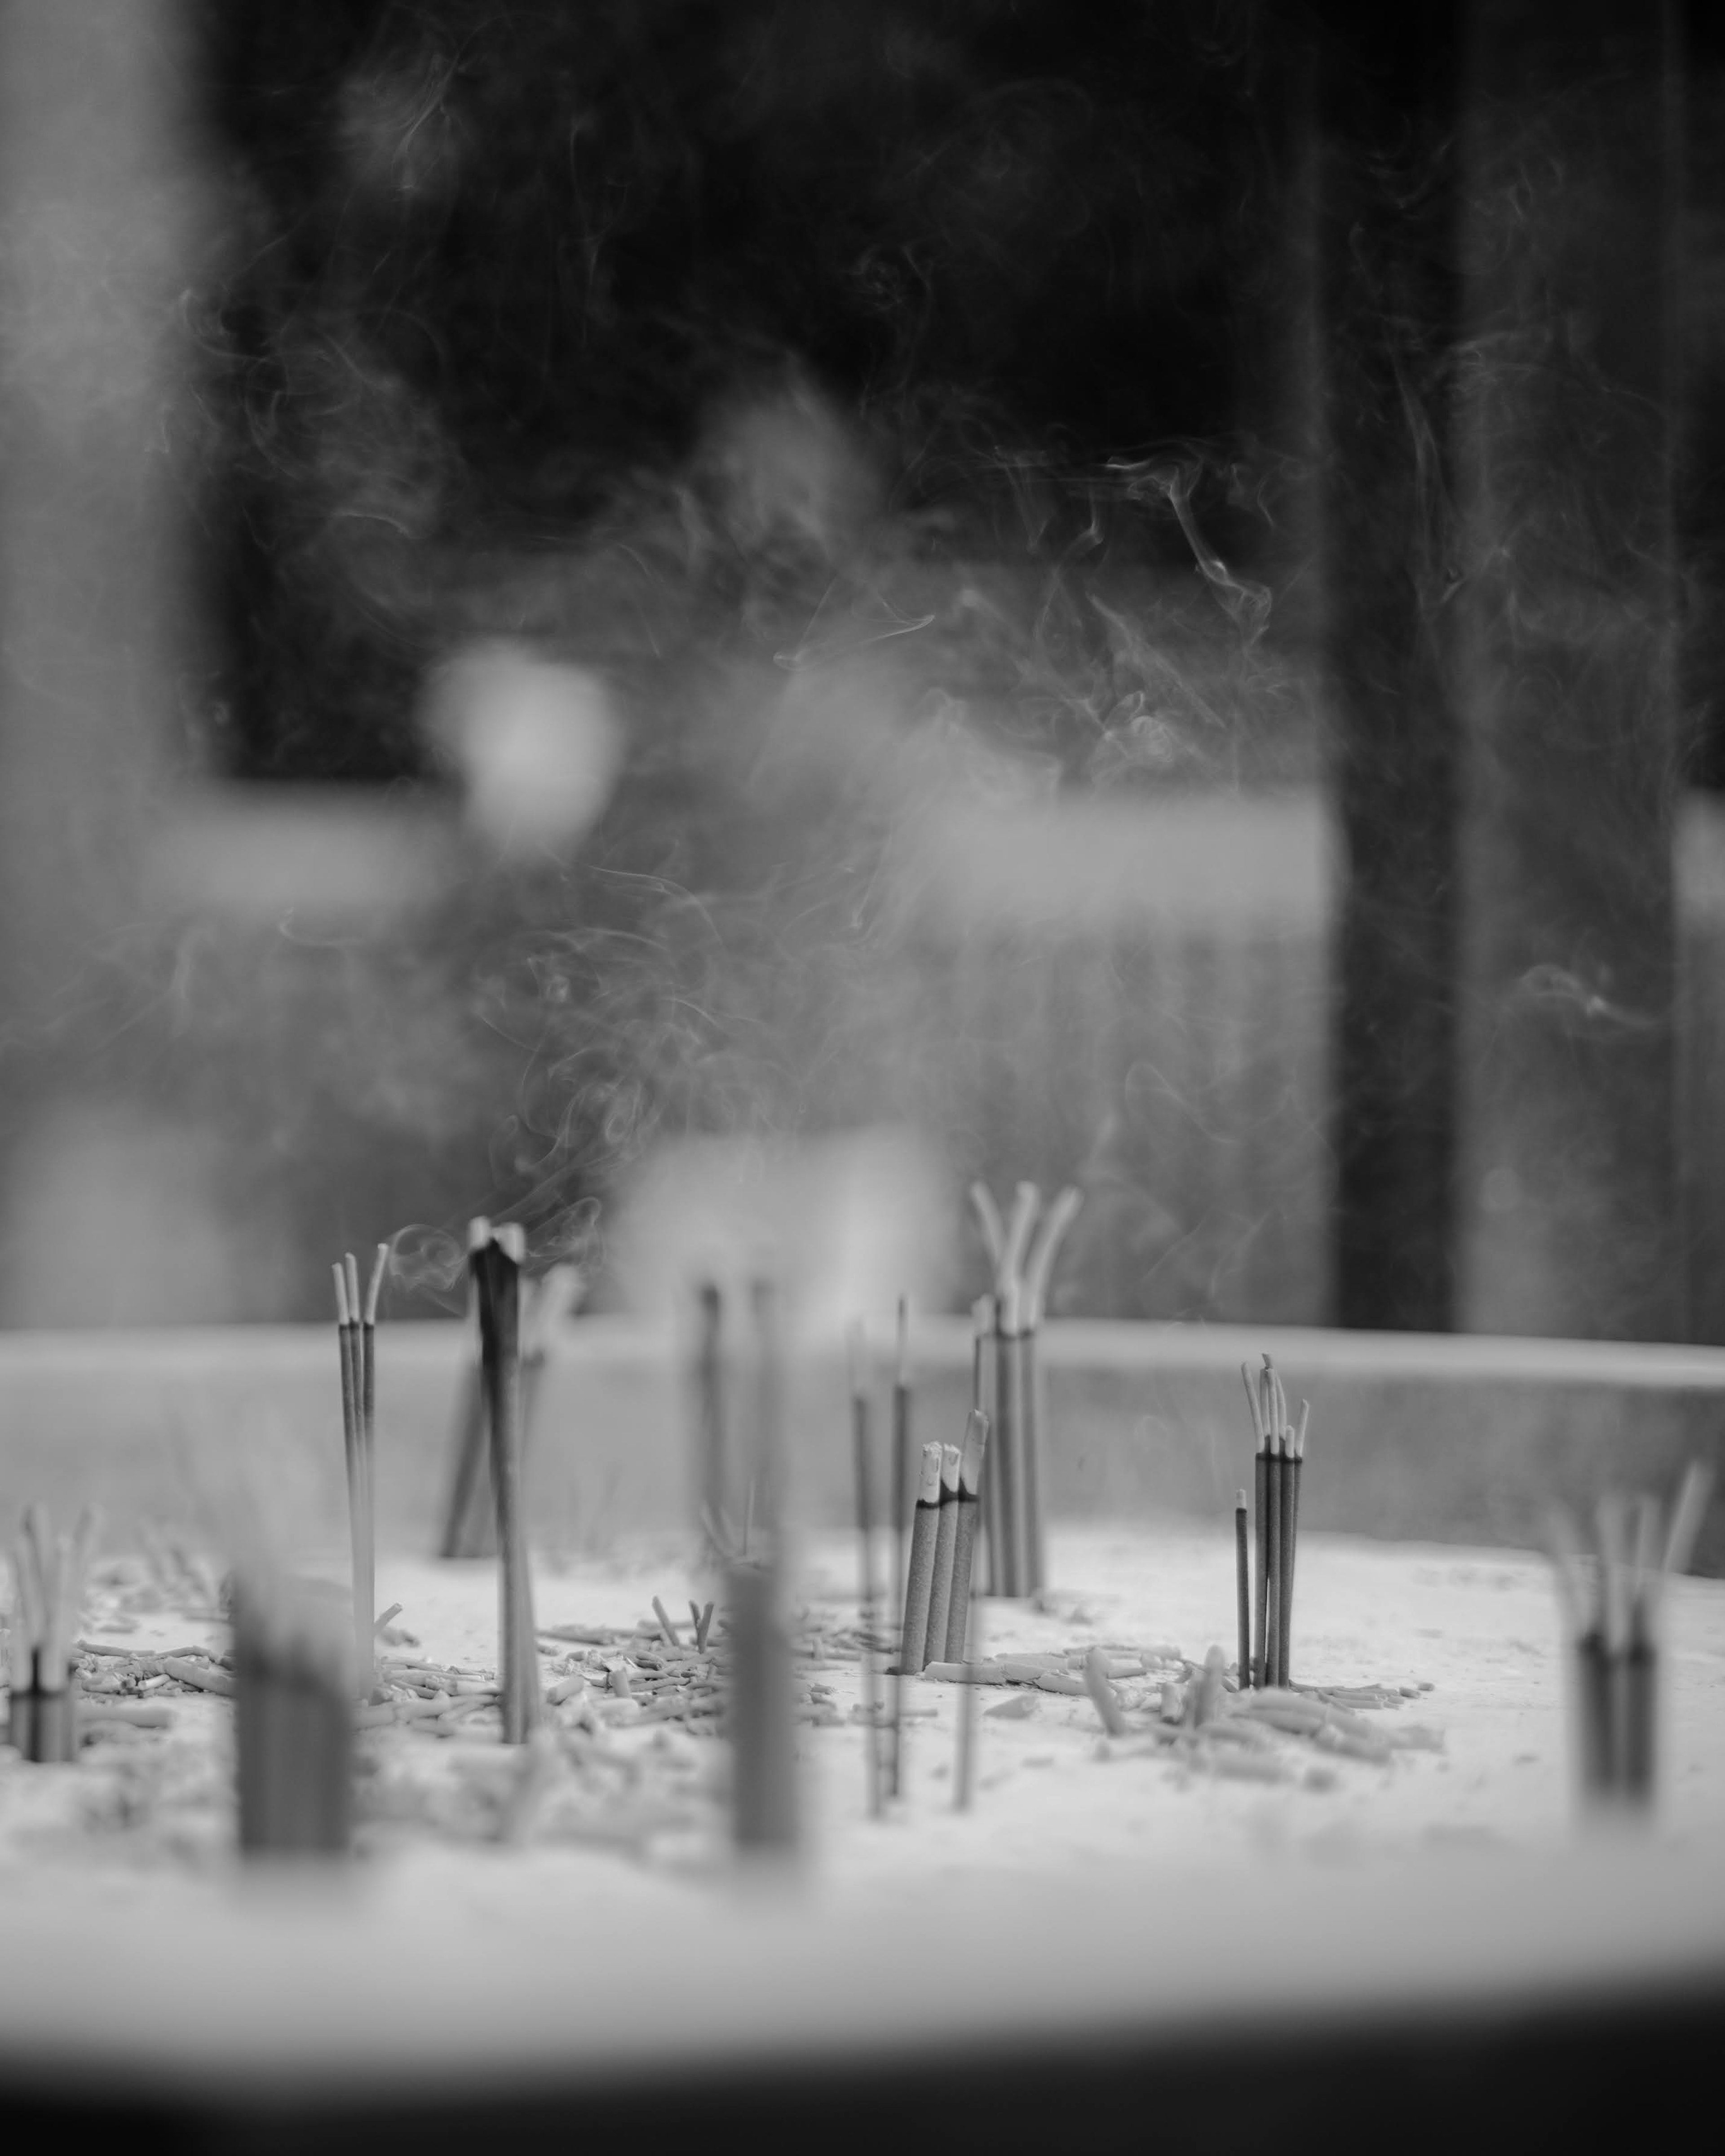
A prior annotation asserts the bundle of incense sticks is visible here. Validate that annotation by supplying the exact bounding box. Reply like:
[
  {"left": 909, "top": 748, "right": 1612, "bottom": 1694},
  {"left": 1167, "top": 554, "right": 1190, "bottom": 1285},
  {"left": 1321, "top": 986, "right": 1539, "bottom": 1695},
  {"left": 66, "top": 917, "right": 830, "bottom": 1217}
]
[
  {"left": 1238, "top": 1355, "right": 1308, "bottom": 1689},
  {"left": 470, "top": 1220, "right": 541, "bottom": 1745},
  {"left": 7, "top": 1504, "right": 97, "bottom": 1763},
  {"left": 334, "top": 1245, "right": 388, "bottom": 1697},
  {"left": 1550, "top": 1463, "right": 1712, "bottom": 1811},
  {"left": 969, "top": 1181, "right": 1081, "bottom": 1597},
  {"left": 894, "top": 1410, "right": 989, "bottom": 1676},
  {"left": 234, "top": 1571, "right": 353, "bottom": 1857},
  {"left": 727, "top": 1276, "right": 797, "bottom": 1862},
  {"left": 440, "top": 1260, "right": 580, "bottom": 1561}
]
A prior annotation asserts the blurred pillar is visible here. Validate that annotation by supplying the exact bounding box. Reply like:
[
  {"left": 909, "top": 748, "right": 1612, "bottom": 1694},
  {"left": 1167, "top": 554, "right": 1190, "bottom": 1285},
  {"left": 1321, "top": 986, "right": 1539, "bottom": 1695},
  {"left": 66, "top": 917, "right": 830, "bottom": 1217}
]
[
  {"left": 1318, "top": 4, "right": 1463, "bottom": 1330},
  {"left": 1453, "top": 4, "right": 1683, "bottom": 1338},
  {"left": 0, "top": 0, "right": 203, "bottom": 1317}
]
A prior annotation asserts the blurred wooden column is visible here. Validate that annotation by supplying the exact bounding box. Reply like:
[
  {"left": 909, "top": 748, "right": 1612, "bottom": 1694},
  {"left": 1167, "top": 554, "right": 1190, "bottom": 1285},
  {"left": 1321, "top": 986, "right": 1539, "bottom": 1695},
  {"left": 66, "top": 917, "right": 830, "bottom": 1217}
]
[
  {"left": 0, "top": 2, "right": 200, "bottom": 1308},
  {"left": 1453, "top": 4, "right": 1683, "bottom": 1339},
  {"left": 1318, "top": 4, "right": 1463, "bottom": 1330}
]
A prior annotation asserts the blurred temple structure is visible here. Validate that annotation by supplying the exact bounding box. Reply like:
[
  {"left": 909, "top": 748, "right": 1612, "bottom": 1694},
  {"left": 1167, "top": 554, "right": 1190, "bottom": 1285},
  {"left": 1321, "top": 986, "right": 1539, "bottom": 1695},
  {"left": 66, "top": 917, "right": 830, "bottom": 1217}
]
[{"left": 0, "top": 2, "right": 1723, "bottom": 1342}]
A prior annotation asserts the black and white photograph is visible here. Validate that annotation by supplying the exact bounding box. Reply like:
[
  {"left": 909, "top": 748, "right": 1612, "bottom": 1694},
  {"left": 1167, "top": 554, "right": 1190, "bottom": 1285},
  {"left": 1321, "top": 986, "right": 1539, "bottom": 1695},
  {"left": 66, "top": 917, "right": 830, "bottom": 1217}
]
[{"left": 0, "top": 2, "right": 1722, "bottom": 2145}]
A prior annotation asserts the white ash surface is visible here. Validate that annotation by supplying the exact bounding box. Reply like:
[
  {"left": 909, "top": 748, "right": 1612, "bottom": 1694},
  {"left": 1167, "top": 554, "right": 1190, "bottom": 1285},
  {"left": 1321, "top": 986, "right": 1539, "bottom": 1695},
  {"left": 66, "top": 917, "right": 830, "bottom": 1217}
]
[{"left": 4, "top": 1523, "right": 1725, "bottom": 1927}]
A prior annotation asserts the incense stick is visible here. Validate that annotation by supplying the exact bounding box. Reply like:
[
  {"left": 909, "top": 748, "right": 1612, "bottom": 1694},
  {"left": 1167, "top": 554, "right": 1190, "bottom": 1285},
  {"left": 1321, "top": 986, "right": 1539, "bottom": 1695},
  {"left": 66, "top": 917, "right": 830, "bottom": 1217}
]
[
  {"left": 898, "top": 1443, "right": 942, "bottom": 1675},
  {"left": 695, "top": 1281, "right": 728, "bottom": 1565},
  {"left": 8, "top": 1504, "right": 98, "bottom": 1762},
  {"left": 727, "top": 1559, "right": 797, "bottom": 1859},
  {"left": 1549, "top": 1464, "right": 1714, "bottom": 1811},
  {"left": 473, "top": 1222, "right": 540, "bottom": 1744},
  {"left": 1017, "top": 1187, "right": 1080, "bottom": 1595},
  {"left": 954, "top": 1588, "right": 981, "bottom": 1810},
  {"left": 438, "top": 1264, "right": 491, "bottom": 1560},
  {"left": 922, "top": 1444, "right": 963, "bottom": 1670},
  {"left": 972, "top": 1294, "right": 999, "bottom": 1593},
  {"left": 1243, "top": 1363, "right": 1268, "bottom": 1689},
  {"left": 1234, "top": 1488, "right": 1250, "bottom": 1690},
  {"left": 944, "top": 1411, "right": 990, "bottom": 1663},
  {"left": 890, "top": 1297, "right": 911, "bottom": 1798},
  {"left": 849, "top": 1325, "right": 884, "bottom": 1819},
  {"left": 994, "top": 1185, "right": 1039, "bottom": 1597}
]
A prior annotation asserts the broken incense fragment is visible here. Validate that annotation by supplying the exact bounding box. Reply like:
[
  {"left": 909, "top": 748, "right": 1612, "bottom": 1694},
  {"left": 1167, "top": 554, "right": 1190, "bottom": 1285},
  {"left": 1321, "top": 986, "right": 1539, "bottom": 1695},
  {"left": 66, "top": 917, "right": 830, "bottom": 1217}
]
[
  {"left": 1196, "top": 1644, "right": 1226, "bottom": 1726},
  {"left": 1082, "top": 1646, "right": 1127, "bottom": 1737}
]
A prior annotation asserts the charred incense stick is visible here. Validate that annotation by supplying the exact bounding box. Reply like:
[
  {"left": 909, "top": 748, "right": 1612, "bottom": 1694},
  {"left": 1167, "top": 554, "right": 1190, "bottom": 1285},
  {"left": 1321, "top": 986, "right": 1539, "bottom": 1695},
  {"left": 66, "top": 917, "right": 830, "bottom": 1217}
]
[
  {"left": 1234, "top": 1488, "right": 1250, "bottom": 1689},
  {"left": 442, "top": 1259, "right": 570, "bottom": 1563},
  {"left": 922, "top": 1444, "right": 963, "bottom": 1669},
  {"left": 849, "top": 1326, "right": 884, "bottom": 1819},
  {"left": 899, "top": 1443, "right": 942, "bottom": 1675},
  {"left": 473, "top": 1221, "right": 540, "bottom": 1744},
  {"left": 944, "top": 1411, "right": 990, "bottom": 1663}
]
